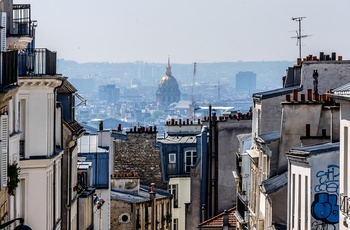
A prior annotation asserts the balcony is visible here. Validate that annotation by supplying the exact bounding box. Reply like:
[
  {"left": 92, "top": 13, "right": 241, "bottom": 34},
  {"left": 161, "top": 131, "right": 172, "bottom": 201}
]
[
  {"left": 0, "top": 50, "right": 18, "bottom": 91},
  {"left": 12, "top": 4, "right": 34, "bottom": 37},
  {"left": 18, "top": 48, "right": 57, "bottom": 76}
]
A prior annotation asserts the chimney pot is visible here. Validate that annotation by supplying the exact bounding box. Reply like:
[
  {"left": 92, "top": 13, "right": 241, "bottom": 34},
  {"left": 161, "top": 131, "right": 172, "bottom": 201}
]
[
  {"left": 293, "top": 89, "right": 298, "bottom": 101},
  {"left": 286, "top": 94, "right": 291, "bottom": 102},
  {"left": 307, "top": 89, "right": 313, "bottom": 101},
  {"left": 301, "top": 94, "right": 305, "bottom": 102}
]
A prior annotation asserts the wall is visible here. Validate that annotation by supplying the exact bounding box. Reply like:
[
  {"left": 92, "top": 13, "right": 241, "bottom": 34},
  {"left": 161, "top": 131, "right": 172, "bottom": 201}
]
[
  {"left": 216, "top": 119, "right": 252, "bottom": 211},
  {"left": 114, "top": 130, "right": 166, "bottom": 190},
  {"left": 110, "top": 200, "right": 133, "bottom": 230},
  {"left": 310, "top": 152, "right": 339, "bottom": 230}
]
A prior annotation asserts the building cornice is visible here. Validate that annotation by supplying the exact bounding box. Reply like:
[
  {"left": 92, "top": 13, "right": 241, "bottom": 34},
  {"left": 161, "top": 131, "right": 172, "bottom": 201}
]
[{"left": 19, "top": 76, "right": 64, "bottom": 89}]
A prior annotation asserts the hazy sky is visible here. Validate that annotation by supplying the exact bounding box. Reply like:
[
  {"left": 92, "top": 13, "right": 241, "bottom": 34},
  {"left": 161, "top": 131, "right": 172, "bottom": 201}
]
[{"left": 21, "top": 0, "right": 350, "bottom": 63}]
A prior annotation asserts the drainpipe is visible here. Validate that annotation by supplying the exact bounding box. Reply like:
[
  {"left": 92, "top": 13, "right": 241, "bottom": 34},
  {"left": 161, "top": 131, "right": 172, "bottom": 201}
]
[
  {"left": 208, "top": 105, "right": 212, "bottom": 218},
  {"left": 200, "top": 126, "right": 208, "bottom": 222},
  {"left": 53, "top": 160, "right": 56, "bottom": 228},
  {"left": 213, "top": 111, "right": 218, "bottom": 214},
  {"left": 255, "top": 150, "right": 262, "bottom": 230},
  {"left": 67, "top": 141, "right": 76, "bottom": 230}
]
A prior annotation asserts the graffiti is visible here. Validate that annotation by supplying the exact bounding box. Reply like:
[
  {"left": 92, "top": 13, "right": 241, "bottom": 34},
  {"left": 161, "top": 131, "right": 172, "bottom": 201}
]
[
  {"left": 311, "top": 221, "right": 336, "bottom": 230},
  {"left": 311, "top": 165, "right": 340, "bottom": 229},
  {"left": 314, "top": 165, "right": 339, "bottom": 195},
  {"left": 311, "top": 193, "right": 339, "bottom": 224}
]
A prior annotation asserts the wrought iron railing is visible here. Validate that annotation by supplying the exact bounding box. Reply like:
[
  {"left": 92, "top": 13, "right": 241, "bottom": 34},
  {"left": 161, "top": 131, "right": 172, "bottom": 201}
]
[
  {"left": 18, "top": 48, "right": 57, "bottom": 76},
  {"left": 1, "top": 50, "right": 18, "bottom": 90}
]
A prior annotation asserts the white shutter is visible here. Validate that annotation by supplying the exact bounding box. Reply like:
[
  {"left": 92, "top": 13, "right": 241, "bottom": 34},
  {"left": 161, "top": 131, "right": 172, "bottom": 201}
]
[
  {"left": 0, "top": 114, "right": 8, "bottom": 188},
  {"left": 0, "top": 12, "right": 5, "bottom": 85},
  {"left": 0, "top": 12, "right": 6, "bottom": 52}
]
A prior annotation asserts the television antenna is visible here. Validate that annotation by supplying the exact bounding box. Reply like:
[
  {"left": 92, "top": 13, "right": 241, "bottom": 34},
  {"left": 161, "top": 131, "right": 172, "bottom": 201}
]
[{"left": 291, "top": 17, "right": 311, "bottom": 60}]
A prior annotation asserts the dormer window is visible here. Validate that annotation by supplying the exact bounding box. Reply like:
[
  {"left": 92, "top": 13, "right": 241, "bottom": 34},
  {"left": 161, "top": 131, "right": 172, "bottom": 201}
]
[
  {"left": 184, "top": 150, "right": 196, "bottom": 173},
  {"left": 169, "top": 153, "right": 176, "bottom": 163}
]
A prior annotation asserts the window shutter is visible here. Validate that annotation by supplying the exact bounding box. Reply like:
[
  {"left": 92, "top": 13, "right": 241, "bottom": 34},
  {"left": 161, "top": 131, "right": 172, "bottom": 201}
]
[
  {"left": 0, "top": 12, "right": 5, "bottom": 85},
  {"left": 0, "top": 12, "right": 6, "bottom": 52},
  {"left": 0, "top": 114, "right": 8, "bottom": 188}
]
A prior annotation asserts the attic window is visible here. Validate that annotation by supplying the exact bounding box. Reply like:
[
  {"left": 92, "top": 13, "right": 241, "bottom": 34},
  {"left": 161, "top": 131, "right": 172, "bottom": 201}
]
[{"left": 169, "top": 153, "right": 176, "bottom": 163}]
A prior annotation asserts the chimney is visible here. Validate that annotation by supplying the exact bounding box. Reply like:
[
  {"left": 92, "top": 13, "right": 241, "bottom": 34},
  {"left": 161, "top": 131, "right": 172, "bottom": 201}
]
[
  {"left": 320, "top": 52, "right": 324, "bottom": 61},
  {"left": 99, "top": 120, "right": 103, "bottom": 131},
  {"left": 293, "top": 89, "right": 298, "bottom": 101},
  {"left": 306, "top": 124, "right": 310, "bottom": 137},
  {"left": 307, "top": 89, "right": 313, "bottom": 101},
  {"left": 223, "top": 210, "right": 229, "bottom": 230},
  {"left": 300, "top": 94, "right": 305, "bottom": 102},
  {"left": 150, "top": 183, "right": 156, "bottom": 199},
  {"left": 118, "top": 124, "right": 122, "bottom": 132},
  {"left": 332, "top": 52, "right": 336, "bottom": 60},
  {"left": 286, "top": 94, "right": 291, "bottom": 102}
]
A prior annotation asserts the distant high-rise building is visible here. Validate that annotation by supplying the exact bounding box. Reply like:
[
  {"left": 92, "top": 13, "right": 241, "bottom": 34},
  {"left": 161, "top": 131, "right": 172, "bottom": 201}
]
[
  {"left": 99, "top": 84, "right": 120, "bottom": 103},
  {"left": 156, "top": 58, "right": 181, "bottom": 106},
  {"left": 235, "top": 71, "right": 256, "bottom": 93}
]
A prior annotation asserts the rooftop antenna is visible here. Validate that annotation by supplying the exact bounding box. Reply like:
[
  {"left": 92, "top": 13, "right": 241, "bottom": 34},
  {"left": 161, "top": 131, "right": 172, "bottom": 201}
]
[
  {"left": 291, "top": 17, "right": 310, "bottom": 60},
  {"left": 190, "top": 62, "right": 197, "bottom": 120}
]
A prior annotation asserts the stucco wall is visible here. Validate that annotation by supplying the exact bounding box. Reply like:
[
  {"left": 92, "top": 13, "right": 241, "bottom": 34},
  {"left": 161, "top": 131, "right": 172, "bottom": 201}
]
[
  {"left": 216, "top": 119, "right": 252, "bottom": 211},
  {"left": 309, "top": 151, "right": 339, "bottom": 229}
]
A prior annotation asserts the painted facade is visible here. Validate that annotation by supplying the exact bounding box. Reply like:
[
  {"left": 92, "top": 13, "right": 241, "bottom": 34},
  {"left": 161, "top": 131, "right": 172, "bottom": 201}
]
[
  {"left": 328, "top": 83, "right": 350, "bottom": 229},
  {"left": 287, "top": 143, "right": 339, "bottom": 230}
]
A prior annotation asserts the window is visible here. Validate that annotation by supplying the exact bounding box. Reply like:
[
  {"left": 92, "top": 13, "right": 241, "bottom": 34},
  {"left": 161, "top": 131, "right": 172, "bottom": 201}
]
[
  {"left": 168, "top": 184, "right": 178, "bottom": 208},
  {"left": 169, "top": 153, "right": 176, "bottom": 163},
  {"left": 173, "top": 218, "right": 178, "bottom": 230},
  {"left": 184, "top": 150, "right": 197, "bottom": 173}
]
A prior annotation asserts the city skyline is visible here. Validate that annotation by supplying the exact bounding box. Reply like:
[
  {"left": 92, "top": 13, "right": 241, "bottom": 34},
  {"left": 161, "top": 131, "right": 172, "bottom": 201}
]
[{"left": 25, "top": 0, "right": 350, "bottom": 64}]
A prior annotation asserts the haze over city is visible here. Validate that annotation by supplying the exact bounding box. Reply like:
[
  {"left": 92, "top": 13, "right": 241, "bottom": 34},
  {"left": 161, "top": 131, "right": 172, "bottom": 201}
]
[{"left": 23, "top": 0, "right": 350, "bottom": 64}]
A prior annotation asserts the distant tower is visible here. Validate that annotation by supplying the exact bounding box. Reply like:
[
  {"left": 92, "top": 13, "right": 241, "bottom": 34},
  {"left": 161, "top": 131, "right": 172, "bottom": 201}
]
[
  {"left": 156, "top": 58, "right": 181, "bottom": 106},
  {"left": 235, "top": 71, "right": 256, "bottom": 93}
]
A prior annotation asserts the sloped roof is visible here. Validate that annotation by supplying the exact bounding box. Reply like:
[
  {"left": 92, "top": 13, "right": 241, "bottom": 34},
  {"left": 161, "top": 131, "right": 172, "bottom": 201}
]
[
  {"left": 259, "top": 131, "right": 280, "bottom": 143},
  {"left": 253, "top": 86, "right": 300, "bottom": 100},
  {"left": 198, "top": 206, "right": 236, "bottom": 228},
  {"left": 262, "top": 171, "right": 288, "bottom": 194},
  {"left": 111, "top": 185, "right": 172, "bottom": 204},
  {"left": 63, "top": 120, "right": 85, "bottom": 136},
  {"left": 158, "top": 135, "right": 197, "bottom": 144},
  {"left": 332, "top": 83, "right": 350, "bottom": 95},
  {"left": 288, "top": 142, "right": 339, "bottom": 156},
  {"left": 57, "top": 78, "right": 77, "bottom": 93}
]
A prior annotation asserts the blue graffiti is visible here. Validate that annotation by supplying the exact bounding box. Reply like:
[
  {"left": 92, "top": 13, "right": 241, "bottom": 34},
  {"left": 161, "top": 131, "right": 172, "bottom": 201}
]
[
  {"left": 314, "top": 165, "right": 339, "bottom": 195},
  {"left": 311, "top": 193, "right": 339, "bottom": 225},
  {"left": 311, "top": 193, "right": 339, "bottom": 224}
]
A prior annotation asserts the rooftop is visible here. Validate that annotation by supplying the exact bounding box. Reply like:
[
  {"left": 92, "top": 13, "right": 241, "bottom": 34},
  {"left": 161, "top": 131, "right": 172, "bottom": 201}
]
[
  {"left": 261, "top": 171, "right": 288, "bottom": 194},
  {"left": 288, "top": 142, "right": 339, "bottom": 156},
  {"left": 198, "top": 206, "right": 236, "bottom": 228},
  {"left": 111, "top": 185, "right": 172, "bottom": 204}
]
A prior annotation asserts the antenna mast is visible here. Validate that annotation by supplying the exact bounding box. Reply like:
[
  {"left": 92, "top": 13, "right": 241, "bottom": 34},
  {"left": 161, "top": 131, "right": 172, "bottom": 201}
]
[
  {"left": 291, "top": 17, "right": 310, "bottom": 60},
  {"left": 189, "top": 62, "right": 197, "bottom": 120}
]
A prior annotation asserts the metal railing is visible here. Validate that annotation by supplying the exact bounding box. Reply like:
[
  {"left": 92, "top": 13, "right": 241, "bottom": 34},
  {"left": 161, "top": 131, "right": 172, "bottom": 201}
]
[
  {"left": 1, "top": 50, "right": 18, "bottom": 90},
  {"left": 18, "top": 48, "right": 57, "bottom": 76},
  {"left": 12, "top": 4, "right": 34, "bottom": 36}
]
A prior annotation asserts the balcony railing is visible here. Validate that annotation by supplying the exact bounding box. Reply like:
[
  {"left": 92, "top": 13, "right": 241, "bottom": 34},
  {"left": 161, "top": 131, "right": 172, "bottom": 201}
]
[
  {"left": 18, "top": 48, "right": 57, "bottom": 76},
  {"left": 1, "top": 50, "right": 18, "bottom": 91},
  {"left": 12, "top": 4, "right": 35, "bottom": 37}
]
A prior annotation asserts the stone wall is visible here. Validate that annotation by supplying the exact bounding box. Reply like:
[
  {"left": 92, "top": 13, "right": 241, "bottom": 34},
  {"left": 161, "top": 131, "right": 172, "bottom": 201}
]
[
  {"left": 110, "top": 200, "right": 133, "bottom": 230},
  {"left": 114, "top": 128, "right": 166, "bottom": 190}
]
